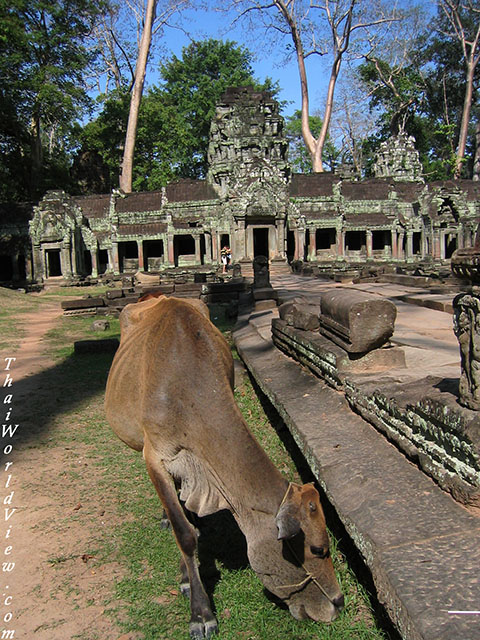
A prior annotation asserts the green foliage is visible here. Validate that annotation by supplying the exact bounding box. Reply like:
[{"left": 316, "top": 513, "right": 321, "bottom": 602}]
[
  {"left": 80, "top": 39, "right": 280, "bottom": 191},
  {"left": 0, "top": 0, "right": 106, "bottom": 201}
]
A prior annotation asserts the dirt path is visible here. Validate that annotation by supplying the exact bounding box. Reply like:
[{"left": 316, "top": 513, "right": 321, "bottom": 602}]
[{"left": 1, "top": 303, "right": 128, "bottom": 640}]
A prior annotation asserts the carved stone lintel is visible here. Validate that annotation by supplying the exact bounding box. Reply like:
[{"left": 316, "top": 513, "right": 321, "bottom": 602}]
[{"left": 453, "top": 289, "right": 480, "bottom": 410}]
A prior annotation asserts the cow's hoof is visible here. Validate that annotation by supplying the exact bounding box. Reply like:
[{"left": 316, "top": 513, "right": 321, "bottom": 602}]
[
  {"left": 159, "top": 517, "right": 171, "bottom": 530},
  {"left": 189, "top": 618, "right": 218, "bottom": 639},
  {"left": 180, "top": 581, "right": 191, "bottom": 598}
]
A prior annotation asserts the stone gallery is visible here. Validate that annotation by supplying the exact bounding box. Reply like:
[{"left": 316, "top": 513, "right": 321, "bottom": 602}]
[{"left": 1, "top": 86, "right": 480, "bottom": 283}]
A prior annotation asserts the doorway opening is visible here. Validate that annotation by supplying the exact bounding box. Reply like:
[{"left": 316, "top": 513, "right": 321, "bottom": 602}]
[
  {"left": 46, "top": 249, "right": 62, "bottom": 277},
  {"left": 253, "top": 228, "right": 269, "bottom": 258}
]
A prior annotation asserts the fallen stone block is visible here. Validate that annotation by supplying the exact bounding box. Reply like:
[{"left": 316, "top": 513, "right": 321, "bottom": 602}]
[
  {"left": 61, "top": 297, "right": 105, "bottom": 310},
  {"left": 91, "top": 319, "right": 110, "bottom": 331},
  {"left": 278, "top": 298, "right": 320, "bottom": 331},
  {"left": 319, "top": 289, "right": 396, "bottom": 353}
]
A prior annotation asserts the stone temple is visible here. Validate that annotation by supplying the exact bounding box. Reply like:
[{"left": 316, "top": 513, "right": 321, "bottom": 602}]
[{"left": 1, "top": 86, "right": 480, "bottom": 284}]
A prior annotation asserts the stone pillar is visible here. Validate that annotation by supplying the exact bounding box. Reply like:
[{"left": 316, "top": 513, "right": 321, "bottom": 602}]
[
  {"left": 246, "top": 226, "right": 254, "bottom": 259},
  {"left": 391, "top": 230, "right": 398, "bottom": 259},
  {"left": 194, "top": 235, "right": 201, "bottom": 264},
  {"left": 235, "top": 218, "right": 247, "bottom": 261},
  {"left": 336, "top": 229, "right": 344, "bottom": 257},
  {"left": 406, "top": 231, "right": 414, "bottom": 260},
  {"left": 112, "top": 241, "right": 120, "bottom": 274},
  {"left": 308, "top": 228, "right": 316, "bottom": 261},
  {"left": 366, "top": 230, "right": 373, "bottom": 259},
  {"left": 276, "top": 218, "right": 286, "bottom": 258},
  {"left": 398, "top": 231, "right": 405, "bottom": 260},
  {"left": 61, "top": 243, "right": 72, "bottom": 277},
  {"left": 294, "top": 229, "right": 305, "bottom": 261},
  {"left": 204, "top": 233, "right": 212, "bottom": 264},
  {"left": 137, "top": 240, "right": 144, "bottom": 271},
  {"left": 167, "top": 234, "right": 175, "bottom": 266},
  {"left": 458, "top": 224, "right": 464, "bottom": 249},
  {"left": 90, "top": 250, "right": 98, "bottom": 277},
  {"left": 268, "top": 225, "right": 277, "bottom": 260},
  {"left": 432, "top": 230, "right": 442, "bottom": 259},
  {"left": 212, "top": 233, "right": 218, "bottom": 264}
]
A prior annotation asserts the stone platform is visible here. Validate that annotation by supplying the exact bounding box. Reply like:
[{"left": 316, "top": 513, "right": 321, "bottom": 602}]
[{"left": 233, "top": 274, "right": 480, "bottom": 640}]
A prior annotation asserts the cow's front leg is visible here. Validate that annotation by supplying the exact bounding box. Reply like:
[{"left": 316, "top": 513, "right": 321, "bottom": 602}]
[{"left": 143, "top": 438, "right": 217, "bottom": 639}]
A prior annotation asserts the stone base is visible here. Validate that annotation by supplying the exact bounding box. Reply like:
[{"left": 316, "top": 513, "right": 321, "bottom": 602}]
[{"left": 271, "top": 318, "right": 405, "bottom": 389}]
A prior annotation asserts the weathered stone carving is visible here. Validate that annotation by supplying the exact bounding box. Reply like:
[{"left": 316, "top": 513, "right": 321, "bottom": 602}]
[
  {"left": 278, "top": 298, "right": 320, "bottom": 331},
  {"left": 253, "top": 255, "right": 271, "bottom": 289},
  {"left": 373, "top": 132, "right": 424, "bottom": 182},
  {"left": 453, "top": 290, "right": 480, "bottom": 410},
  {"left": 319, "top": 290, "right": 397, "bottom": 353}
]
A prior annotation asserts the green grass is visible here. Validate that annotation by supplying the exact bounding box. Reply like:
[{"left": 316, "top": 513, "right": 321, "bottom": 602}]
[{"left": 10, "top": 293, "right": 389, "bottom": 640}]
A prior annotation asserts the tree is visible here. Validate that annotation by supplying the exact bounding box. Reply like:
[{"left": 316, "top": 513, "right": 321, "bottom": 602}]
[
  {"left": 435, "top": 0, "right": 480, "bottom": 178},
  {"left": 158, "top": 38, "right": 279, "bottom": 179},
  {"left": 0, "top": 0, "right": 105, "bottom": 201},
  {"left": 285, "top": 110, "right": 339, "bottom": 172},
  {"left": 80, "top": 39, "right": 278, "bottom": 190},
  {"left": 229, "top": 0, "right": 398, "bottom": 172},
  {"left": 118, "top": 0, "right": 191, "bottom": 193}
]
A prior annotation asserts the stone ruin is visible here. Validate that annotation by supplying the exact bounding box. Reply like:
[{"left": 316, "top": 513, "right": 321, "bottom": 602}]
[{"left": 271, "top": 292, "right": 480, "bottom": 508}]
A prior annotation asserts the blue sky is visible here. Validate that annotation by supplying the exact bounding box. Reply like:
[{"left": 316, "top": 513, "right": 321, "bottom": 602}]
[{"left": 146, "top": 4, "right": 313, "bottom": 118}]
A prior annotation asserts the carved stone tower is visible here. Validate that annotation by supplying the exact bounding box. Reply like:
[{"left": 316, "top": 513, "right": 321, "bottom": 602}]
[
  {"left": 207, "top": 86, "right": 290, "bottom": 265},
  {"left": 373, "top": 133, "right": 424, "bottom": 182}
]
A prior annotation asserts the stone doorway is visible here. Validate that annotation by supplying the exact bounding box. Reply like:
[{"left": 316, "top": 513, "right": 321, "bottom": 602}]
[
  {"left": 253, "top": 228, "right": 269, "bottom": 258},
  {"left": 45, "top": 249, "right": 62, "bottom": 277}
]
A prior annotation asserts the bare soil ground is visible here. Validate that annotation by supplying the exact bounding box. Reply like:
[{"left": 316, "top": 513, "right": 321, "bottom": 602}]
[{"left": 1, "top": 303, "right": 133, "bottom": 640}]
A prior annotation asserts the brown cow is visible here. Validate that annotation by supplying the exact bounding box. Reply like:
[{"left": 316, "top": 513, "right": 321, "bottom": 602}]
[{"left": 105, "top": 296, "right": 343, "bottom": 638}]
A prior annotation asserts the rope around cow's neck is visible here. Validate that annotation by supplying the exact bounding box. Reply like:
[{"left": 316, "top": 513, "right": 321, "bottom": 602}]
[{"left": 275, "top": 483, "right": 336, "bottom": 606}]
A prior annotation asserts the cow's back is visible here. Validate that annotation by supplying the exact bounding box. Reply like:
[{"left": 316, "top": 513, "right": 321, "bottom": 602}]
[{"left": 105, "top": 296, "right": 234, "bottom": 454}]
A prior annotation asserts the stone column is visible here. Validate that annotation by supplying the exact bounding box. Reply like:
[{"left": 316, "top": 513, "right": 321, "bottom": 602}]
[
  {"left": 366, "top": 230, "right": 373, "bottom": 259},
  {"left": 398, "top": 231, "right": 405, "bottom": 260},
  {"left": 268, "top": 225, "right": 277, "bottom": 260},
  {"left": 336, "top": 229, "right": 344, "bottom": 257},
  {"left": 167, "top": 234, "right": 175, "bottom": 266},
  {"left": 237, "top": 218, "right": 247, "bottom": 260},
  {"left": 212, "top": 233, "right": 218, "bottom": 264},
  {"left": 90, "top": 249, "right": 98, "bottom": 277},
  {"left": 391, "top": 230, "right": 398, "bottom": 259},
  {"left": 308, "top": 227, "right": 316, "bottom": 261},
  {"left": 406, "top": 231, "right": 414, "bottom": 260},
  {"left": 137, "top": 240, "right": 144, "bottom": 271},
  {"left": 204, "top": 233, "right": 212, "bottom": 264},
  {"left": 276, "top": 218, "right": 286, "bottom": 258},
  {"left": 194, "top": 235, "right": 201, "bottom": 264},
  {"left": 458, "top": 224, "right": 464, "bottom": 249},
  {"left": 112, "top": 241, "right": 120, "bottom": 274},
  {"left": 246, "top": 226, "right": 254, "bottom": 259},
  {"left": 294, "top": 229, "right": 305, "bottom": 261},
  {"left": 61, "top": 243, "right": 72, "bottom": 277}
]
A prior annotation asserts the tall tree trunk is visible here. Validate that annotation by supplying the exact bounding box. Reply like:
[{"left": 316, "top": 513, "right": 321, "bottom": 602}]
[
  {"left": 455, "top": 61, "right": 475, "bottom": 179},
  {"left": 119, "top": 0, "right": 156, "bottom": 193},
  {"left": 30, "top": 113, "right": 43, "bottom": 197},
  {"left": 473, "top": 122, "right": 480, "bottom": 181}
]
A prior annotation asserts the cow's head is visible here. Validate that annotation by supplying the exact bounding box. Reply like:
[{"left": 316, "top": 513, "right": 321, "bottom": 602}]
[{"left": 248, "top": 483, "right": 344, "bottom": 622}]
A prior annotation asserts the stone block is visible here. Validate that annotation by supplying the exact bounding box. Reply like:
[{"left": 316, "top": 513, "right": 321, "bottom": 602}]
[
  {"left": 278, "top": 298, "right": 320, "bottom": 331},
  {"left": 105, "top": 289, "right": 124, "bottom": 300},
  {"left": 174, "top": 282, "right": 203, "bottom": 292},
  {"left": 252, "top": 287, "right": 278, "bottom": 302},
  {"left": 140, "top": 284, "right": 174, "bottom": 295},
  {"left": 91, "top": 319, "right": 110, "bottom": 331},
  {"left": 319, "top": 289, "right": 396, "bottom": 353},
  {"left": 255, "top": 299, "right": 277, "bottom": 311},
  {"left": 61, "top": 297, "right": 105, "bottom": 310}
]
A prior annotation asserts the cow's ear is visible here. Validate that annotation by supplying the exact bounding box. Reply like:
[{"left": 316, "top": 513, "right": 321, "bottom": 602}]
[{"left": 276, "top": 484, "right": 302, "bottom": 540}]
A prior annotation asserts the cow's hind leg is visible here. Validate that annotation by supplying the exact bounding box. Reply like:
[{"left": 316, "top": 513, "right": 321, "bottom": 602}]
[{"left": 143, "top": 440, "right": 217, "bottom": 639}]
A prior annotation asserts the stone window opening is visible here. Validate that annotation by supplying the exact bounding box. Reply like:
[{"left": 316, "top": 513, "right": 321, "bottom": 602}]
[
  {"left": 119, "top": 241, "right": 138, "bottom": 273},
  {"left": 316, "top": 228, "right": 336, "bottom": 251},
  {"left": 98, "top": 249, "right": 108, "bottom": 274},
  {"left": 345, "top": 230, "right": 366, "bottom": 254},
  {"left": 413, "top": 232, "right": 422, "bottom": 256},
  {"left": 174, "top": 234, "right": 195, "bottom": 266},
  {"left": 144, "top": 240, "right": 164, "bottom": 272}
]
